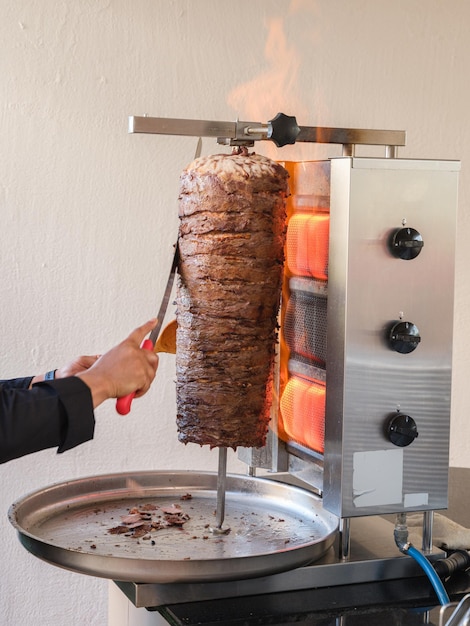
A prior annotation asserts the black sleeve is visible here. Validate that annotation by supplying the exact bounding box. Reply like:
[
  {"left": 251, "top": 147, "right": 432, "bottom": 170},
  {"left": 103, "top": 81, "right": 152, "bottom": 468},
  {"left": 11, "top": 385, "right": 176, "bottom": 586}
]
[
  {"left": 0, "top": 376, "right": 95, "bottom": 464},
  {"left": 0, "top": 377, "right": 34, "bottom": 389}
]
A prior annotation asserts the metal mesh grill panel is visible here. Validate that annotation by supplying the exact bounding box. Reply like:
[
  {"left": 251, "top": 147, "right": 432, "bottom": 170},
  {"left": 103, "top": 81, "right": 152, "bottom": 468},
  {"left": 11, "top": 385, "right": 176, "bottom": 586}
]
[{"left": 284, "top": 290, "right": 327, "bottom": 366}]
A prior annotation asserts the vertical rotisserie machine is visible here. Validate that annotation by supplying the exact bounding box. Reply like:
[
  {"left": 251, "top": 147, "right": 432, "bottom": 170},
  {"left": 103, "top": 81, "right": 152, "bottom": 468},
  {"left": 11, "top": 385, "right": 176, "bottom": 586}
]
[
  {"left": 128, "top": 110, "right": 460, "bottom": 563},
  {"left": 8, "top": 114, "right": 462, "bottom": 622}
]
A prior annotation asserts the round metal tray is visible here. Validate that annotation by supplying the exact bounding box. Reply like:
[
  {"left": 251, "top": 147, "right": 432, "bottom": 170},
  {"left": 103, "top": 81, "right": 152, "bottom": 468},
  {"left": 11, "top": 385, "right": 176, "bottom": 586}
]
[{"left": 9, "top": 470, "right": 338, "bottom": 583}]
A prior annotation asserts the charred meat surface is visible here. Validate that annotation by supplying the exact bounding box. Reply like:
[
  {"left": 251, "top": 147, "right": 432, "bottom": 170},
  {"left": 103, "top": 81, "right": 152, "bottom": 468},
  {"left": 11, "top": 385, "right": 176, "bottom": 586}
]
[{"left": 176, "top": 150, "right": 289, "bottom": 448}]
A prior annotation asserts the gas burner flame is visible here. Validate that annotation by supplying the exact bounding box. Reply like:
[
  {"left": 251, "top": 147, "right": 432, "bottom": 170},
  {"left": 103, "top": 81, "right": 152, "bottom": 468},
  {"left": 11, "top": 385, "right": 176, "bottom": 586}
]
[{"left": 227, "top": 15, "right": 308, "bottom": 158}]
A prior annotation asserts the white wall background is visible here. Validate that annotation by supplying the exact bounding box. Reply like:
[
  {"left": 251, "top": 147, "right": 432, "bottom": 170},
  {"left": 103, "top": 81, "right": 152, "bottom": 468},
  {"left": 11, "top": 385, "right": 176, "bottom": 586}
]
[{"left": 1, "top": 1, "right": 469, "bottom": 624}]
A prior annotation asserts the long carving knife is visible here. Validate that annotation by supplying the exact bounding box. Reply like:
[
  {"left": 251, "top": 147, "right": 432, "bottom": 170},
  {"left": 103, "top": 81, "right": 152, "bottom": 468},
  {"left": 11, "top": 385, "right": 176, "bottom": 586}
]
[{"left": 116, "top": 243, "right": 179, "bottom": 415}]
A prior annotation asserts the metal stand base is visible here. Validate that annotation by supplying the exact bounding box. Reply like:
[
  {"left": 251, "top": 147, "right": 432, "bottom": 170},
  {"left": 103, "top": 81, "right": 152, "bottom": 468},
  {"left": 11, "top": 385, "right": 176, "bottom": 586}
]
[{"left": 115, "top": 516, "right": 444, "bottom": 609}]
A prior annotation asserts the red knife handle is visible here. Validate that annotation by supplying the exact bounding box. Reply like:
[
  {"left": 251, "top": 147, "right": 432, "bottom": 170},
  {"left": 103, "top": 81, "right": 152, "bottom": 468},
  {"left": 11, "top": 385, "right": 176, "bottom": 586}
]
[{"left": 115, "top": 338, "right": 154, "bottom": 415}]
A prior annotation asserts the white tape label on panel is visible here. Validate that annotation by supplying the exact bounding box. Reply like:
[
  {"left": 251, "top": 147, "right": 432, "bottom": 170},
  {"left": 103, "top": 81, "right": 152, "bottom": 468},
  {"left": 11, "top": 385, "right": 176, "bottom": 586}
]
[
  {"left": 404, "top": 492, "right": 429, "bottom": 508},
  {"left": 353, "top": 449, "right": 403, "bottom": 508}
]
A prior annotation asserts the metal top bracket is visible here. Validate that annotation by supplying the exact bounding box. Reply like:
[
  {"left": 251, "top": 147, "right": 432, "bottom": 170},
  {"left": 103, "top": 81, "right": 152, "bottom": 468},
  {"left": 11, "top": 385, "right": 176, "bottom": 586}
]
[{"left": 129, "top": 111, "right": 406, "bottom": 155}]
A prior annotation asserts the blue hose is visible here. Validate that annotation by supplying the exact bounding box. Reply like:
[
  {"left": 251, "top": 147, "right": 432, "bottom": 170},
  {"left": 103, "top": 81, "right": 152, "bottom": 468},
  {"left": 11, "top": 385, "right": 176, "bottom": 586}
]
[{"left": 406, "top": 544, "right": 450, "bottom": 606}]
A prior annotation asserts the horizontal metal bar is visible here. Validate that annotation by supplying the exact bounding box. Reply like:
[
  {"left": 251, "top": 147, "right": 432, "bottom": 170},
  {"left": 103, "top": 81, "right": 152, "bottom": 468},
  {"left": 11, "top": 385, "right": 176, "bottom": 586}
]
[
  {"left": 297, "top": 126, "right": 406, "bottom": 146},
  {"left": 129, "top": 115, "right": 406, "bottom": 148},
  {"left": 129, "top": 116, "right": 236, "bottom": 138}
]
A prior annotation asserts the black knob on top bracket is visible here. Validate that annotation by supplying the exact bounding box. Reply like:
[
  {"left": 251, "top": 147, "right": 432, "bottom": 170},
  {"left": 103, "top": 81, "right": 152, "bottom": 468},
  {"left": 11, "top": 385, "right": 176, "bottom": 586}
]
[
  {"left": 389, "top": 227, "right": 424, "bottom": 260},
  {"left": 268, "top": 113, "right": 300, "bottom": 147}
]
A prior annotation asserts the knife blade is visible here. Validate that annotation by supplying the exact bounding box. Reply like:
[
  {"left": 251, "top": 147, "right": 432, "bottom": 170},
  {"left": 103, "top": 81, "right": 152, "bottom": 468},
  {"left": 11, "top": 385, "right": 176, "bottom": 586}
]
[
  {"left": 148, "top": 242, "right": 179, "bottom": 346},
  {"left": 115, "top": 243, "right": 179, "bottom": 416}
]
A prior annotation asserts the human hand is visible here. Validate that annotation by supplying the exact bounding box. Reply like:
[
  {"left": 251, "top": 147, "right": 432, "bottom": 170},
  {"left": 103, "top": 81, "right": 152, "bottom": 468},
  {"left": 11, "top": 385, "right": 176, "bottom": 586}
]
[
  {"left": 56, "top": 355, "right": 101, "bottom": 379},
  {"left": 76, "top": 320, "right": 160, "bottom": 408},
  {"left": 29, "top": 355, "right": 101, "bottom": 387}
]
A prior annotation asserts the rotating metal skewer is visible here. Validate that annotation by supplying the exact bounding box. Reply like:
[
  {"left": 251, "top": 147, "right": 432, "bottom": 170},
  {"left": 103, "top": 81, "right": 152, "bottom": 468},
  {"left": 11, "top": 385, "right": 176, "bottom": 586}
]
[{"left": 210, "top": 447, "right": 230, "bottom": 535}]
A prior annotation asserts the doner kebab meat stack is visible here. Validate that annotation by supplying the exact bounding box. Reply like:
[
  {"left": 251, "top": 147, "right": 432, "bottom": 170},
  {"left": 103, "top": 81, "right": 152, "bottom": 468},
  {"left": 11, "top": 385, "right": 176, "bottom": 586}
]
[{"left": 175, "top": 148, "right": 289, "bottom": 449}]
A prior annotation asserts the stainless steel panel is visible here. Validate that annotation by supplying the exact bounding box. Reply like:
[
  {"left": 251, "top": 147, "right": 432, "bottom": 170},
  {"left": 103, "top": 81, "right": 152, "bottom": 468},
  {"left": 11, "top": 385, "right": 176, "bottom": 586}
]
[{"left": 324, "top": 157, "right": 460, "bottom": 518}]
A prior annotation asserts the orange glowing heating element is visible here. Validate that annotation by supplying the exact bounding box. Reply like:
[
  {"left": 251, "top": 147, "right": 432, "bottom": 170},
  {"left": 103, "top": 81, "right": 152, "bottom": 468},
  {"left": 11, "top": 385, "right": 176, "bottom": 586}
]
[
  {"left": 279, "top": 375, "right": 325, "bottom": 454},
  {"left": 286, "top": 213, "right": 329, "bottom": 280},
  {"left": 278, "top": 161, "right": 331, "bottom": 456}
]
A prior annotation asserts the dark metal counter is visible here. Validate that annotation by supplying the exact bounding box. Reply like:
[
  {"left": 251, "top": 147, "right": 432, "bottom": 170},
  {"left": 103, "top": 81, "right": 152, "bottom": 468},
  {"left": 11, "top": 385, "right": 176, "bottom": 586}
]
[{"left": 156, "top": 573, "right": 470, "bottom": 625}]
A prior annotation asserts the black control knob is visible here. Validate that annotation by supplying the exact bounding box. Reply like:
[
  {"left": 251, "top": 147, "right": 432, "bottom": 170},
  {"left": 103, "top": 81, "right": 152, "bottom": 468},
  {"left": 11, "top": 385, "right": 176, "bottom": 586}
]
[
  {"left": 386, "top": 413, "right": 418, "bottom": 447},
  {"left": 390, "top": 227, "right": 424, "bottom": 260},
  {"left": 268, "top": 112, "right": 300, "bottom": 147},
  {"left": 389, "top": 321, "right": 421, "bottom": 354}
]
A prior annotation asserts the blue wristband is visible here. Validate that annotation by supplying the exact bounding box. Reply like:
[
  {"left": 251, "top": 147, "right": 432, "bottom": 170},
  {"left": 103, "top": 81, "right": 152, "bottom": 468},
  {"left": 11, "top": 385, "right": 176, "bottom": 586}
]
[{"left": 45, "top": 370, "right": 56, "bottom": 381}]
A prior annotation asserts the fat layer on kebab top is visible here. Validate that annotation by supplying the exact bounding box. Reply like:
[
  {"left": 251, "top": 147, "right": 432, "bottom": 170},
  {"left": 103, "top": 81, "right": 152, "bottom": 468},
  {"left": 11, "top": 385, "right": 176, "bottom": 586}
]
[{"left": 179, "top": 148, "right": 289, "bottom": 199}]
